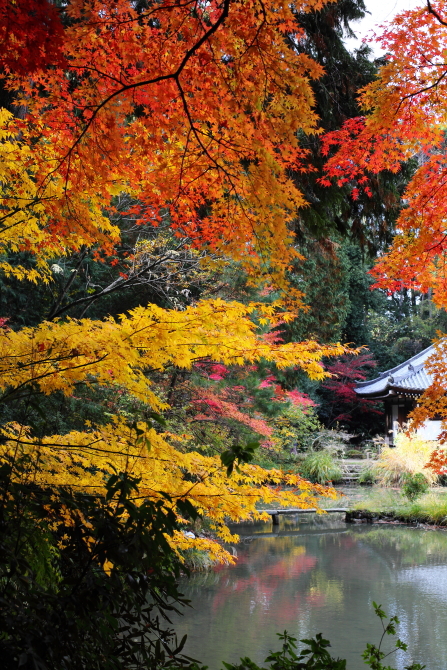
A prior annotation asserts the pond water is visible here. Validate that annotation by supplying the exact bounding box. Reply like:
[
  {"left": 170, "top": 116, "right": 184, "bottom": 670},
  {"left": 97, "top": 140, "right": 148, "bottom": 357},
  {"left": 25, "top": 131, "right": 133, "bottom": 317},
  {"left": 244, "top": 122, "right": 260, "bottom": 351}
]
[{"left": 172, "top": 515, "right": 447, "bottom": 670}]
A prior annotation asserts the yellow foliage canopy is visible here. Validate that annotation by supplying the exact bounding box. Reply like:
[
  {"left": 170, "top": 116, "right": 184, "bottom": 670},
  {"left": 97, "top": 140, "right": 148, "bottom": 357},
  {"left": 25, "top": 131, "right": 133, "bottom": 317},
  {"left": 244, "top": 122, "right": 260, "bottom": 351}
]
[
  {"left": 2, "top": 417, "right": 336, "bottom": 563},
  {"left": 0, "top": 0, "right": 348, "bottom": 565},
  {"left": 0, "top": 300, "right": 348, "bottom": 406},
  {"left": 0, "top": 298, "right": 347, "bottom": 560}
]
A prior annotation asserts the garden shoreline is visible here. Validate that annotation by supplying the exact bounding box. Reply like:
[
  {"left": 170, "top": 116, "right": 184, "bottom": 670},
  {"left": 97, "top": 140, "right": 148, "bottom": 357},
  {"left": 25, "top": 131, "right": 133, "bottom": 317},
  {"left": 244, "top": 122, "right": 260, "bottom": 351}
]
[
  {"left": 345, "top": 508, "right": 447, "bottom": 528},
  {"left": 327, "top": 485, "right": 447, "bottom": 528}
]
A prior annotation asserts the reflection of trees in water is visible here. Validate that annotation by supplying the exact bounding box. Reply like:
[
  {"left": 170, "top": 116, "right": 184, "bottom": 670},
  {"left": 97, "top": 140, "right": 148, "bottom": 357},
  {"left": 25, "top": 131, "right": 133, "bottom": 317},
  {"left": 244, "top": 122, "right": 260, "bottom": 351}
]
[
  {"left": 184, "top": 526, "right": 447, "bottom": 599},
  {"left": 348, "top": 526, "right": 447, "bottom": 569},
  {"left": 174, "top": 524, "right": 447, "bottom": 670},
  {"left": 182, "top": 534, "right": 347, "bottom": 627},
  {"left": 186, "top": 536, "right": 313, "bottom": 592},
  {"left": 306, "top": 569, "right": 343, "bottom": 608}
]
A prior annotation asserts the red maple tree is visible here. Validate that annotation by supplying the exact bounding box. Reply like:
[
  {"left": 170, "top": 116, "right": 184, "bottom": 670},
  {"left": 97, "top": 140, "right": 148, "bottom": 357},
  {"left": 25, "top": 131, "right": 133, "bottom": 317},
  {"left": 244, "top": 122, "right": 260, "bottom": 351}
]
[{"left": 319, "top": 353, "right": 382, "bottom": 430}]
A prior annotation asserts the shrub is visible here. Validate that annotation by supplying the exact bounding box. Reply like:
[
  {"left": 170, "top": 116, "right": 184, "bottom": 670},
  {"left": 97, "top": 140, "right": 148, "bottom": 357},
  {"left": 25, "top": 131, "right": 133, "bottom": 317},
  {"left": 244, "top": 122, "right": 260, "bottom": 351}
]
[
  {"left": 346, "top": 449, "right": 363, "bottom": 459},
  {"left": 372, "top": 433, "right": 439, "bottom": 487},
  {"left": 402, "top": 473, "right": 430, "bottom": 501},
  {"left": 271, "top": 404, "right": 322, "bottom": 456},
  {"left": 222, "top": 603, "right": 424, "bottom": 670},
  {"left": 309, "top": 428, "right": 353, "bottom": 458},
  {"left": 300, "top": 451, "right": 343, "bottom": 484}
]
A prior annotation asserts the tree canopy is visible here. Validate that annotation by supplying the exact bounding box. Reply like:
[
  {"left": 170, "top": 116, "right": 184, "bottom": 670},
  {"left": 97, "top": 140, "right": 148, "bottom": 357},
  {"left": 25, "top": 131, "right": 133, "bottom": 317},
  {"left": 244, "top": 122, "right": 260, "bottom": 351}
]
[
  {"left": 5, "top": 0, "right": 447, "bottom": 665},
  {"left": 0, "top": 0, "right": 355, "bottom": 666}
]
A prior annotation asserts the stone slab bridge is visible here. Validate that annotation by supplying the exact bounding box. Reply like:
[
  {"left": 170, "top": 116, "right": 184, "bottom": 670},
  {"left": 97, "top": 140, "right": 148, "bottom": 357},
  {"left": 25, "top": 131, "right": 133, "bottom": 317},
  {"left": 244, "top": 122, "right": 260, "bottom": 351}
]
[{"left": 263, "top": 508, "right": 349, "bottom": 525}]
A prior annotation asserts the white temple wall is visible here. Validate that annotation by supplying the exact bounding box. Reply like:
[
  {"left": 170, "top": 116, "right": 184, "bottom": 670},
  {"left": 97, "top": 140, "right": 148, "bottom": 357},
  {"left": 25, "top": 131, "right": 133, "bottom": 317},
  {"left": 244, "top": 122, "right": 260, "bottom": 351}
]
[{"left": 415, "top": 420, "right": 443, "bottom": 441}]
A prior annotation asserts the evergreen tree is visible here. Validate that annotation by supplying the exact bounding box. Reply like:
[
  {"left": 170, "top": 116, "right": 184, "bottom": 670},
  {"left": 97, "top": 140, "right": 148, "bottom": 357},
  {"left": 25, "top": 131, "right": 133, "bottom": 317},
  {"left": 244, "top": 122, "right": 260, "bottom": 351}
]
[{"left": 290, "top": 0, "right": 414, "bottom": 251}]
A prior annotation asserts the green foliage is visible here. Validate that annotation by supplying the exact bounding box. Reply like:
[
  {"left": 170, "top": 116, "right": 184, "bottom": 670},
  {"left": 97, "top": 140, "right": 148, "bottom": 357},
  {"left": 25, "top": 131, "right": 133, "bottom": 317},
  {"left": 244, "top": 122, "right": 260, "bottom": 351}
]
[
  {"left": 220, "top": 604, "right": 424, "bottom": 670},
  {"left": 222, "top": 630, "right": 346, "bottom": 670},
  {"left": 0, "top": 459, "right": 195, "bottom": 670},
  {"left": 271, "top": 404, "right": 322, "bottom": 457},
  {"left": 402, "top": 473, "right": 430, "bottom": 502},
  {"left": 366, "top": 291, "right": 447, "bottom": 371},
  {"left": 362, "top": 603, "right": 424, "bottom": 670},
  {"left": 221, "top": 441, "right": 259, "bottom": 476},
  {"left": 299, "top": 451, "right": 343, "bottom": 484},
  {"left": 0, "top": 212, "right": 221, "bottom": 341},
  {"left": 341, "top": 243, "right": 380, "bottom": 347},
  {"left": 287, "top": 240, "right": 351, "bottom": 344},
  {"left": 309, "top": 428, "right": 353, "bottom": 458},
  {"left": 0, "top": 383, "right": 158, "bottom": 440}
]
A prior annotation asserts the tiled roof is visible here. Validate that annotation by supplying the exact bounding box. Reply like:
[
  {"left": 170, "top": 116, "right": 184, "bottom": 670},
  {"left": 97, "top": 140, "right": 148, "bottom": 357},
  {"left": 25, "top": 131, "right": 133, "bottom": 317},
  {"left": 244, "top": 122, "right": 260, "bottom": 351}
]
[
  {"left": 391, "top": 367, "right": 432, "bottom": 392},
  {"left": 354, "top": 344, "right": 438, "bottom": 398}
]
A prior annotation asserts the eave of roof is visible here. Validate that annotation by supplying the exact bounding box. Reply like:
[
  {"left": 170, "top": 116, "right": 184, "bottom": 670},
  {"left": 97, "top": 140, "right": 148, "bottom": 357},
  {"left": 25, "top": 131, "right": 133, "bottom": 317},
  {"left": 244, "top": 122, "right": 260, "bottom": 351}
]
[{"left": 354, "top": 343, "right": 437, "bottom": 398}]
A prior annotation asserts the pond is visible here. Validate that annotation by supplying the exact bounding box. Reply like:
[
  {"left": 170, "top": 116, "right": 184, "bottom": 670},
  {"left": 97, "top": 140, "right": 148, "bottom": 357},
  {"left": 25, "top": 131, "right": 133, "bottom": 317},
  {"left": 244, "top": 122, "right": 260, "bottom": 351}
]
[{"left": 171, "top": 515, "right": 447, "bottom": 670}]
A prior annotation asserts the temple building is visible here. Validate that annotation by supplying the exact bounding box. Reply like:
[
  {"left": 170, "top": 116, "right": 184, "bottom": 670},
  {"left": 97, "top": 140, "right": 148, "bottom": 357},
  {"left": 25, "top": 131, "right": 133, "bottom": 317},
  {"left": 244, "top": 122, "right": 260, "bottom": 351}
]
[{"left": 354, "top": 344, "right": 442, "bottom": 443}]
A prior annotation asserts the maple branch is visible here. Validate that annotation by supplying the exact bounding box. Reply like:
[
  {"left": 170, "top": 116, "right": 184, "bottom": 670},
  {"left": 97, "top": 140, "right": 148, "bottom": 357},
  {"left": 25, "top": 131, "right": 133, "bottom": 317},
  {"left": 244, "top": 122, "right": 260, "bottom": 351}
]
[
  {"left": 6, "top": 437, "right": 153, "bottom": 460},
  {"left": 0, "top": 195, "right": 56, "bottom": 229},
  {"left": 99, "top": 0, "right": 199, "bottom": 26},
  {"left": 67, "top": 64, "right": 129, "bottom": 88},
  {"left": 47, "top": 241, "right": 206, "bottom": 319},
  {"left": 55, "top": 0, "right": 231, "bottom": 171},
  {"left": 395, "top": 69, "right": 447, "bottom": 112},
  {"left": 176, "top": 126, "right": 193, "bottom": 198},
  {"left": 0, "top": 355, "right": 109, "bottom": 405},
  {"left": 175, "top": 77, "right": 237, "bottom": 181},
  {"left": 427, "top": 0, "right": 447, "bottom": 26}
]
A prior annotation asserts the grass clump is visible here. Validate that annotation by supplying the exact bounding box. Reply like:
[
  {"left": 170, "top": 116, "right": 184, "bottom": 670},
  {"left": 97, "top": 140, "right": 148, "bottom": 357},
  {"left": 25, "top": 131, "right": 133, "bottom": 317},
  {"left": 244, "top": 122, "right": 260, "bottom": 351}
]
[
  {"left": 180, "top": 547, "right": 218, "bottom": 571},
  {"left": 358, "top": 465, "right": 376, "bottom": 485},
  {"left": 299, "top": 451, "right": 342, "bottom": 484},
  {"left": 412, "top": 492, "right": 447, "bottom": 524},
  {"left": 372, "top": 433, "right": 438, "bottom": 487}
]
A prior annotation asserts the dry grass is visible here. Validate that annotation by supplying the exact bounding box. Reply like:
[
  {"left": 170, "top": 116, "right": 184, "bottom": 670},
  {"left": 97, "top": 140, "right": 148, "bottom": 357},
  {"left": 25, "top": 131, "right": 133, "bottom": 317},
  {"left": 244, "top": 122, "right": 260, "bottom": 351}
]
[{"left": 372, "top": 433, "right": 439, "bottom": 486}]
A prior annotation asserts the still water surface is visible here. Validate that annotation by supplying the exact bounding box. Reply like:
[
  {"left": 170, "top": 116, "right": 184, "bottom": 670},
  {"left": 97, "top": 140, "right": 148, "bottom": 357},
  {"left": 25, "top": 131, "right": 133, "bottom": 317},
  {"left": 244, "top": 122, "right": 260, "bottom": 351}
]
[{"left": 172, "top": 516, "right": 447, "bottom": 670}]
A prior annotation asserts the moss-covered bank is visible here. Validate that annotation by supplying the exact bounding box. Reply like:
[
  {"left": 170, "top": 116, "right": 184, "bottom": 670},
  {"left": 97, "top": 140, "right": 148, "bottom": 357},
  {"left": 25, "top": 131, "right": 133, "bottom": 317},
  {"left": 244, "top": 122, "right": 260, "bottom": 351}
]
[{"left": 342, "top": 488, "right": 447, "bottom": 526}]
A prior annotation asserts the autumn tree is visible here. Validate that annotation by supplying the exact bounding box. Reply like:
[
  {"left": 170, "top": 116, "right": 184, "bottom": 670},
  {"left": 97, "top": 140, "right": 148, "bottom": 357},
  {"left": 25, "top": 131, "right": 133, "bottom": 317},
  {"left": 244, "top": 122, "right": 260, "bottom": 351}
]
[
  {"left": 317, "top": 352, "right": 383, "bottom": 435},
  {"left": 0, "top": 0, "right": 334, "bottom": 293},
  {"left": 0, "top": 0, "right": 355, "bottom": 666},
  {"left": 318, "top": 0, "right": 447, "bottom": 439},
  {"left": 289, "top": 0, "right": 412, "bottom": 249}
]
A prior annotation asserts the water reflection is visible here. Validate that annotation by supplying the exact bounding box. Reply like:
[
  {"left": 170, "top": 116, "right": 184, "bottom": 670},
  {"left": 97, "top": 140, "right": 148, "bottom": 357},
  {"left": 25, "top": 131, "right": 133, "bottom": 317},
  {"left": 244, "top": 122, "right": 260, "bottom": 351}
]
[{"left": 172, "top": 517, "right": 447, "bottom": 670}]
